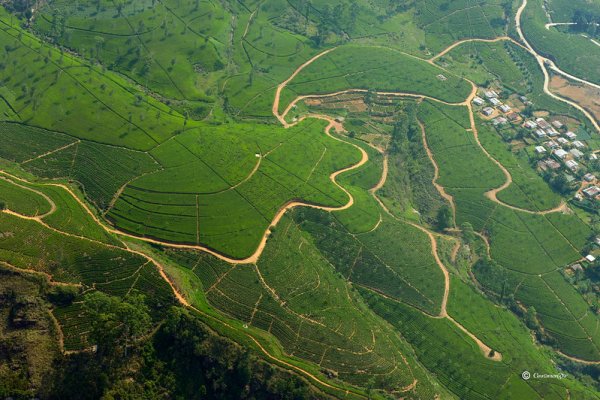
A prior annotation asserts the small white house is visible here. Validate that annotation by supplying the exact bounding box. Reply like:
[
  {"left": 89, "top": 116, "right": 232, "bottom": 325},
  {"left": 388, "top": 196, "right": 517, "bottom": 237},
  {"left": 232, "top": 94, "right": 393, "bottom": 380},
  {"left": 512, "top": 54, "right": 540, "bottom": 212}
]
[
  {"left": 570, "top": 149, "right": 584, "bottom": 159},
  {"left": 545, "top": 128, "right": 559, "bottom": 137},
  {"left": 584, "top": 186, "right": 600, "bottom": 198},
  {"left": 572, "top": 140, "right": 585, "bottom": 149},
  {"left": 535, "top": 146, "right": 546, "bottom": 154},
  {"left": 584, "top": 173, "right": 596, "bottom": 182},
  {"left": 552, "top": 120, "right": 563, "bottom": 129},
  {"left": 493, "top": 117, "right": 507, "bottom": 126},
  {"left": 586, "top": 254, "right": 596, "bottom": 263},
  {"left": 490, "top": 98, "right": 501, "bottom": 106},
  {"left": 565, "top": 131, "right": 577, "bottom": 140},
  {"left": 554, "top": 148, "right": 568, "bottom": 159},
  {"left": 485, "top": 90, "right": 498, "bottom": 99},
  {"left": 557, "top": 137, "right": 569, "bottom": 146},
  {"left": 499, "top": 104, "right": 511, "bottom": 113},
  {"left": 472, "top": 96, "right": 485, "bottom": 106},
  {"left": 534, "top": 129, "right": 546, "bottom": 139},
  {"left": 482, "top": 107, "right": 494, "bottom": 116},
  {"left": 566, "top": 159, "right": 579, "bottom": 171}
]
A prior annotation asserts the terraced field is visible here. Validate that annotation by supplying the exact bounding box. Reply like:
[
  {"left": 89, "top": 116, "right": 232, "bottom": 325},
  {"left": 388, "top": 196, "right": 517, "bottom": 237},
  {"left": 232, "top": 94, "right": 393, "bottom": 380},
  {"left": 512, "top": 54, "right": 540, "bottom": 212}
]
[
  {"left": 520, "top": 0, "right": 600, "bottom": 86},
  {"left": 2, "top": 0, "right": 600, "bottom": 398}
]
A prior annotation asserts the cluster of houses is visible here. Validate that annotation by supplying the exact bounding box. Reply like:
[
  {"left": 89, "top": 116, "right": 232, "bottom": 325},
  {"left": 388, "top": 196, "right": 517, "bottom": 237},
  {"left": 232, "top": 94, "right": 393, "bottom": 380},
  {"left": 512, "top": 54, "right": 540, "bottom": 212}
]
[
  {"left": 527, "top": 117, "right": 599, "bottom": 201},
  {"left": 472, "top": 87, "right": 598, "bottom": 201},
  {"left": 473, "top": 90, "right": 522, "bottom": 126},
  {"left": 569, "top": 249, "right": 599, "bottom": 275},
  {"left": 525, "top": 117, "right": 588, "bottom": 173}
]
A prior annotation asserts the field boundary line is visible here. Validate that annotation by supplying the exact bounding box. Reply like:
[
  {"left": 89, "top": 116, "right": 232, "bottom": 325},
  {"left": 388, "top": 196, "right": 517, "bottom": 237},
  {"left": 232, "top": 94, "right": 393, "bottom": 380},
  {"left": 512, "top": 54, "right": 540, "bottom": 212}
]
[
  {"left": 20, "top": 139, "right": 80, "bottom": 165},
  {"left": 0, "top": 260, "right": 82, "bottom": 288},
  {"left": 417, "top": 118, "right": 456, "bottom": 226},
  {"left": 514, "top": 0, "right": 599, "bottom": 131},
  {"left": 365, "top": 148, "right": 502, "bottom": 362},
  {"left": 0, "top": 175, "right": 56, "bottom": 218}
]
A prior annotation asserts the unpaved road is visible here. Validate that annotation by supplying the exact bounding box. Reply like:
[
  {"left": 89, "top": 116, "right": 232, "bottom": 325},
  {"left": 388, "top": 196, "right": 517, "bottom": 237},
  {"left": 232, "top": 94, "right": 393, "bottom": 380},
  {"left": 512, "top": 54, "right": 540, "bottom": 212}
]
[
  {"left": 10, "top": 26, "right": 597, "bottom": 375},
  {"left": 515, "top": 0, "right": 600, "bottom": 132},
  {"left": 417, "top": 119, "right": 456, "bottom": 225},
  {"left": 429, "top": 36, "right": 523, "bottom": 62},
  {"left": 367, "top": 152, "right": 502, "bottom": 361}
]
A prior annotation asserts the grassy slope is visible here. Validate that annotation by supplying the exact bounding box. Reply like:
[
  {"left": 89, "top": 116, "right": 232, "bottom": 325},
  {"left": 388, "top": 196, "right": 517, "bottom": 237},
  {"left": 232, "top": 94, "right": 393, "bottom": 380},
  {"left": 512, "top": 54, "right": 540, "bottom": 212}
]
[
  {"left": 521, "top": 0, "right": 600, "bottom": 85},
  {"left": 418, "top": 99, "right": 600, "bottom": 361},
  {"left": 282, "top": 45, "right": 472, "bottom": 105},
  {"left": 165, "top": 215, "right": 443, "bottom": 397},
  {"left": 107, "top": 118, "right": 361, "bottom": 258},
  {"left": 0, "top": 0, "right": 598, "bottom": 396}
]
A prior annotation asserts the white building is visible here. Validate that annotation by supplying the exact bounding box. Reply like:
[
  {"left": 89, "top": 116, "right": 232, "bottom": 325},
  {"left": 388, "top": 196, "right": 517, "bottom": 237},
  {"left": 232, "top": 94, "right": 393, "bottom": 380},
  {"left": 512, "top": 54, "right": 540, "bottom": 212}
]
[
  {"left": 534, "top": 129, "right": 546, "bottom": 139},
  {"left": 493, "top": 116, "right": 507, "bottom": 126},
  {"left": 566, "top": 159, "right": 579, "bottom": 171},
  {"left": 584, "top": 173, "right": 596, "bottom": 182},
  {"left": 485, "top": 90, "right": 498, "bottom": 98},
  {"left": 472, "top": 96, "right": 485, "bottom": 106},
  {"left": 482, "top": 107, "right": 494, "bottom": 116},
  {"left": 565, "top": 131, "right": 577, "bottom": 140},
  {"left": 554, "top": 148, "right": 568, "bottom": 159},
  {"left": 570, "top": 149, "right": 584, "bottom": 159},
  {"left": 535, "top": 118, "right": 550, "bottom": 129},
  {"left": 545, "top": 128, "right": 559, "bottom": 137}
]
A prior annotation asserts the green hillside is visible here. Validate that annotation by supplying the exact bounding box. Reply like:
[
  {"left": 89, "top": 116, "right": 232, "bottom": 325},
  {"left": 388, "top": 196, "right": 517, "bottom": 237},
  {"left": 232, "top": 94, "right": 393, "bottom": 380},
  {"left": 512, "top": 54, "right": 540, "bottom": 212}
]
[{"left": 1, "top": 0, "right": 600, "bottom": 398}]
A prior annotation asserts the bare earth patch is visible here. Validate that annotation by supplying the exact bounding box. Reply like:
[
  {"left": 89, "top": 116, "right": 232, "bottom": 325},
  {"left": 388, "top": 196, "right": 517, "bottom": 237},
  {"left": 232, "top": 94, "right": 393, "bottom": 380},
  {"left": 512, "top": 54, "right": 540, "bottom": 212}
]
[{"left": 550, "top": 75, "right": 600, "bottom": 124}]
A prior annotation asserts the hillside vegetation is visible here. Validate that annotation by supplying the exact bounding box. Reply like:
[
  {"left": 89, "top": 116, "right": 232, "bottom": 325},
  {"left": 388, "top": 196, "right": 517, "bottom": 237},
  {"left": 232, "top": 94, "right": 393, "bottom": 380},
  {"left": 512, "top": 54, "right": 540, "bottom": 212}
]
[{"left": 1, "top": 0, "right": 600, "bottom": 398}]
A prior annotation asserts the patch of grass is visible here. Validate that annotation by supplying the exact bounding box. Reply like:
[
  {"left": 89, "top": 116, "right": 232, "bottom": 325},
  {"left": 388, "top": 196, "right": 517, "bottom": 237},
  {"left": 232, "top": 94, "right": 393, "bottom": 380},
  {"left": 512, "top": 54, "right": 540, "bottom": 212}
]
[
  {"left": 107, "top": 118, "right": 361, "bottom": 258},
  {"left": 521, "top": 0, "right": 600, "bottom": 85},
  {"left": 281, "top": 45, "right": 472, "bottom": 107},
  {"left": 295, "top": 208, "right": 445, "bottom": 316}
]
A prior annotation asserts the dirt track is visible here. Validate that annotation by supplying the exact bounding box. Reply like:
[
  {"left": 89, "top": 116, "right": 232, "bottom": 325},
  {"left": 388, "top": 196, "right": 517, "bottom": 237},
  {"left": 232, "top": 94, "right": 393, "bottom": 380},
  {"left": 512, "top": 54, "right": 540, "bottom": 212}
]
[
  {"left": 427, "top": 18, "right": 599, "bottom": 132},
  {"left": 8, "top": 25, "right": 600, "bottom": 382},
  {"left": 550, "top": 75, "right": 600, "bottom": 123},
  {"left": 514, "top": 0, "right": 600, "bottom": 132},
  {"left": 0, "top": 175, "right": 57, "bottom": 218},
  {"left": 416, "top": 119, "right": 456, "bottom": 225},
  {"left": 429, "top": 36, "right": 522, "bottom": 62},
  {"left": 366, "top": 152, "right": 502, "bottom": 361}
]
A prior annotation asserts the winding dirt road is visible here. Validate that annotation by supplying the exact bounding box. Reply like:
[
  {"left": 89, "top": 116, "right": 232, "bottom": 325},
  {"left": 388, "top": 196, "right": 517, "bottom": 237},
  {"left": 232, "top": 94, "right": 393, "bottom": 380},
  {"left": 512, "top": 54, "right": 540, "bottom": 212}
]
[
  {"left": 367, "top": 151, "right": 502, "bottom": 361},
  {"left": 272, "top": 47, "right": 337, "bottom": 126},
  {"left": 1, "top": 122, "right": 368, "bottom": 265},
  {"left": 429, "top": 36, "right": 523, "bottom": 62},
  {"left": 0, "top": 175, "right": 56, "bottom": 218},
  {"left": 416, "top": 119, "right": 456, "bottom": 225},
  {"left": 514, "top": 0, "right": 600, "bottom": 132},
  {"left": 10, "top": 23, "right": 600, "bottom": 381}
]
